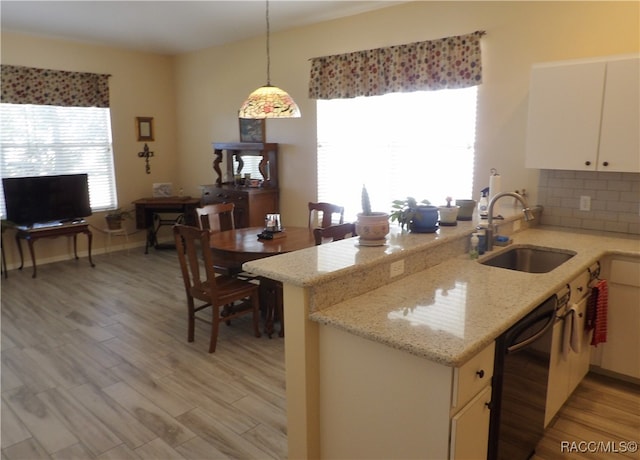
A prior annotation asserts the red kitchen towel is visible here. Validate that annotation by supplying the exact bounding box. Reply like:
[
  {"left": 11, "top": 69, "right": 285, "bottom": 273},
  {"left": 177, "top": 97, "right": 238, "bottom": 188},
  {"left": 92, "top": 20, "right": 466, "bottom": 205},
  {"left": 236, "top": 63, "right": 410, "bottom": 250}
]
[
  {"left": 591, "top": 279, "right": 608, "bottom": 346},
  {"left": 585, "top": 287, "right": 598, "bottom": 330}
]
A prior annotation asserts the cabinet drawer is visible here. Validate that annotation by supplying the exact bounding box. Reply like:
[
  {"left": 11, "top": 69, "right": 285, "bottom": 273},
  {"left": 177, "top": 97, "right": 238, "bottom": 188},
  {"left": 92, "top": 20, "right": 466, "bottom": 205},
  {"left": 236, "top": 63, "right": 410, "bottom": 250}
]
[
  {"left": 451, "top": 342, "right": 494, "bottom": 411},
  {"left": 201, "top": 185, "right": 243, "bottom": 201}
]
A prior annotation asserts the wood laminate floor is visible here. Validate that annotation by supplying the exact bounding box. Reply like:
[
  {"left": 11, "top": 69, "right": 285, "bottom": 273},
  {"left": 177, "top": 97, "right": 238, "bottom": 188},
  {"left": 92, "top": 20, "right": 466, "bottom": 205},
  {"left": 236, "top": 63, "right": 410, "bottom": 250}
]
[
  {"left": 1, "top": 248, "right": 286, "bottom": 459},
  {"left": 533, "top": 372, "right": 640, "bottom": 460},
  {"left": 2, "top": 247, "right": 638, "bottom": 459}
]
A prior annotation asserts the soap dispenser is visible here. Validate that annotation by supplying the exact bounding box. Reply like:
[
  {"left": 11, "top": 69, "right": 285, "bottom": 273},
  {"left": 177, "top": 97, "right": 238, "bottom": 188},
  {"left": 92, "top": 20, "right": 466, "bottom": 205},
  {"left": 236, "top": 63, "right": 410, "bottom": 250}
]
[
  {"left": 478, "top": 187, "right": 489, "bottom": 219},
  {"left": 469, "top": 233, "right": 479, "bottom": 259}
]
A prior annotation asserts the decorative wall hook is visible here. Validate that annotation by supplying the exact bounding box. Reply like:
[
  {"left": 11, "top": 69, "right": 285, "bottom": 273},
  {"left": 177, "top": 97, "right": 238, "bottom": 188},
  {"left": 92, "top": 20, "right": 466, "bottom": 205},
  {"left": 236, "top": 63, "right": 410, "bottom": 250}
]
[{"left": 137, "top": 143, "right": 154, "bottom": 174}]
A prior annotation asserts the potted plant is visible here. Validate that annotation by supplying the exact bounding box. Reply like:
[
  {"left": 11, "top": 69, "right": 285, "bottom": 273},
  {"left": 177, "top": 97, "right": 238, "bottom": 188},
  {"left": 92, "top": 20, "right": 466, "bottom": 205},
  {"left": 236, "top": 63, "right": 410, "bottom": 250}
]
[
  {"left": 438, "top": 196, "right": 459, "bottom": 226},
  {"left": 355, "top": 185, "right": 390, "bottom": 246},
  {"left": 390, "top": 197, "right": 439, "bottom": 233},
  {"left": 105, "top": 208, "right": 132, "bottom": 230}
]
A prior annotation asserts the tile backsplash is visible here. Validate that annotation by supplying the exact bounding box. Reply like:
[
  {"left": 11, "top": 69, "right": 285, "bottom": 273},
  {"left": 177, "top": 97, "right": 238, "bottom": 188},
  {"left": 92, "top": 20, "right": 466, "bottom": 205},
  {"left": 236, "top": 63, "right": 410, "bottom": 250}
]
[{"left": 537, "top": 170, "right": 640, "bottom": 235}]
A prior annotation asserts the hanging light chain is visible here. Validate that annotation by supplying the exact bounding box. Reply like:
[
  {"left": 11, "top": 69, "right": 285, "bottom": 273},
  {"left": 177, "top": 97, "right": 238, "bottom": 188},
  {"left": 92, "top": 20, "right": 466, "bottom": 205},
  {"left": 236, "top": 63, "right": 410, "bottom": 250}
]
[{"left": 265, "top": 0, "right": 271, "bottom": 86}]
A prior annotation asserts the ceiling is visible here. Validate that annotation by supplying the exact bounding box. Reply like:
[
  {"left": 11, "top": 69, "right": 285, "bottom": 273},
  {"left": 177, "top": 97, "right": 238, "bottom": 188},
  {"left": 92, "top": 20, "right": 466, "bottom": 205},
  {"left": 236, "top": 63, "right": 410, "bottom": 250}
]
[{"left": 1, "top": 1, "right": 401, "bottom": 55}]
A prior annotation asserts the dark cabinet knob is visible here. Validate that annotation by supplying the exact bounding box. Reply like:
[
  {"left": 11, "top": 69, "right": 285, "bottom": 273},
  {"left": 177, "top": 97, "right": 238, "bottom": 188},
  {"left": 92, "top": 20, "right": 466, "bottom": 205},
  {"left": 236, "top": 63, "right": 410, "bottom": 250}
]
[
  {"left": 602, "top": 161, "right": 609, "bottom": 167},
  {"left": 585, "top": 161, "right": 591, "bottom": 166},
  {"left": 476, "top": 369, "right": 485, "bottom": 378}
]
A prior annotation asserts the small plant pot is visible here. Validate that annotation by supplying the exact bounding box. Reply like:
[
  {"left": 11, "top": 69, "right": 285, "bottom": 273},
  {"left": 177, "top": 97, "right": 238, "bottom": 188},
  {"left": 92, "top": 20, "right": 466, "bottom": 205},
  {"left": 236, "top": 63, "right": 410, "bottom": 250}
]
[
  {"left": 356, "top": 212, "right": 390, "bottom": 246},
  {"left": 410, "top": 205, "right": 439, "bottom": 233},
  {"left": 438, "top": 206, "right": 459, "bottom": 226},
  {"left": 105, "top": 216, "right": 124, "bottom": 230},
  {"left": 455, "top": 199, "right": 476, "bottom": 221}
]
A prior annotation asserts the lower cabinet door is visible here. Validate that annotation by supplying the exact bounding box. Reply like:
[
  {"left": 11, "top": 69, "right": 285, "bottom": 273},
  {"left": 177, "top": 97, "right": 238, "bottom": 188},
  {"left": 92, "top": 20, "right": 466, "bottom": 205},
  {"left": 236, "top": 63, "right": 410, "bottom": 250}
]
[
  {"left": 546, "top": 319, "right": 568, "bottom": 426},
  {"left": 450, "top": 385, "right": 492, "bottom": 460},
  {"left": 599, "top": 258, "right": 640, "bottom": 379},
  {"left": 568, "top": 296, "right": 591, "bottom": 394}
]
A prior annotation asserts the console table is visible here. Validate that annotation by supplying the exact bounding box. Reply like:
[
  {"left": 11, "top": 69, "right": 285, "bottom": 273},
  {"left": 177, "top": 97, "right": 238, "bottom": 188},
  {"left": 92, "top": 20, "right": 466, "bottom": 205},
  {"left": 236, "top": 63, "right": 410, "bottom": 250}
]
[
  {"left": 133, "top": 196, "right": 200, "bottom": 253},
  {"left": 15, "top": 221, "right": 95, "bottom": 278}
]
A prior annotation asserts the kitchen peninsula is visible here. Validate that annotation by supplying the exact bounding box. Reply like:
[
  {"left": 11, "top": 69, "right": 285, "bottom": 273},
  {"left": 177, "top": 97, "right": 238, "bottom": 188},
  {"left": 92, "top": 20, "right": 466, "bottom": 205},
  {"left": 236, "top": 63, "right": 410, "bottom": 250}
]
[{"left": 243, "top": 209, "right": 640, "bottom": 459}]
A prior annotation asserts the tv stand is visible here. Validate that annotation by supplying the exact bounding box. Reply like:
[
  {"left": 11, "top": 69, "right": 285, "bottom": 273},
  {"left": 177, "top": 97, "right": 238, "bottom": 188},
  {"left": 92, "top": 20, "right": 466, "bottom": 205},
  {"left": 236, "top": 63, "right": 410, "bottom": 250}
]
[{"left": 15, "top": 220, "right": 94, "bottom": 278}]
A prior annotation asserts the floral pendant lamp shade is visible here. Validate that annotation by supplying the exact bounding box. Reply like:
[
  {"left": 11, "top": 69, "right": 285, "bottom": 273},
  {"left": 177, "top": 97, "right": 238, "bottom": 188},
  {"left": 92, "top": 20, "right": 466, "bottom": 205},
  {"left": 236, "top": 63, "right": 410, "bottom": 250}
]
[{"left": 239, "top": 0, "right": 301, "bottom": 119}]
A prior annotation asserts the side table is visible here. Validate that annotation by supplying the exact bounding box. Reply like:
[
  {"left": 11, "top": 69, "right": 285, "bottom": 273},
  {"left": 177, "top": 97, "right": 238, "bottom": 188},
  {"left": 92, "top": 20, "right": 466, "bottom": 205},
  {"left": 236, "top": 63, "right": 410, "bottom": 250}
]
[
  {"left": 15, "top": 221, "right": 95, "bottom": 278},
  {"left": 104, "top": 227, "right": 129, "bottom": 255}
]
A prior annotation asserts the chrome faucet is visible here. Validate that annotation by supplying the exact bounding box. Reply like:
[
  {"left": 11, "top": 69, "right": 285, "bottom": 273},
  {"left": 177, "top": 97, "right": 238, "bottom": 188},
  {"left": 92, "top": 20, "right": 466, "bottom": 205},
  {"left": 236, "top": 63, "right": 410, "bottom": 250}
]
[{"left": 486, "top": 191, "right": 534, "bottom": 251}]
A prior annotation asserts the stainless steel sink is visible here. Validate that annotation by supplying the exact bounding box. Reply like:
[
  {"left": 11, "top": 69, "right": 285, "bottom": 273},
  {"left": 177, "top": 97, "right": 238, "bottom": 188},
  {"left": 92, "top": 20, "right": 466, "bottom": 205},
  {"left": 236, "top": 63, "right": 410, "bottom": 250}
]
[{"left": 479, "top": 245, "right": 575, "bottom": 273}]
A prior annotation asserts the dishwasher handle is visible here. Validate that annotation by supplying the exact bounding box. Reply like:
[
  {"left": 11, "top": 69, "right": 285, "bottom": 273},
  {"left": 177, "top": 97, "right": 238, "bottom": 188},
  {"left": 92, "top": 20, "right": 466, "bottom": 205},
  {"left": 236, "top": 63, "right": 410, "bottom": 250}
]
[{"left": 506, "top": 310, "right": 556, "bottom": 353}]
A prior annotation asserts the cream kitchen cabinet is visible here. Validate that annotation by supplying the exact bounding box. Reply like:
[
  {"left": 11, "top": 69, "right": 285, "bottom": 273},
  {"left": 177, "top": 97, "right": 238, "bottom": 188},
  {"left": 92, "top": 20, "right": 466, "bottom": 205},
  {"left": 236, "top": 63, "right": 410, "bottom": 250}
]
[
  {"left": 451, "top": 386, "right": 492, "bottom": 460},
  {"left": 318, "top": 323, "right": 494, "bottom": 459},
  {"left": 450, "top": 344, "right": 494, "bottom": 460},
  {"left": 591, "top": 256, "right": 640, "bottom": 380},
  {"left": 525, "top": 55, "right": 639, "bottom": 173}
]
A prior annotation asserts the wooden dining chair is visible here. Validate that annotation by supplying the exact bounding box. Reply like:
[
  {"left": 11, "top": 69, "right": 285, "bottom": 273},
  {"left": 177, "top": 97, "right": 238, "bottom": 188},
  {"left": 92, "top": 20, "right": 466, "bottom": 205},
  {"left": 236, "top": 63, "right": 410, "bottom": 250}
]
[
  {"left": 196, "top": 203, "right": 235, "bottom": 232},
  {"left": 195, "top": 203, "right": 245, "bottom": 277},
  {"left": 308, "top": 202, "right": 345, "bottom": 228},
  {"left": 313, "top": 222, "right": 357, "bottom": 245},
  {"left": 173, "top": 224, "right": 260, "bottom": 353}
]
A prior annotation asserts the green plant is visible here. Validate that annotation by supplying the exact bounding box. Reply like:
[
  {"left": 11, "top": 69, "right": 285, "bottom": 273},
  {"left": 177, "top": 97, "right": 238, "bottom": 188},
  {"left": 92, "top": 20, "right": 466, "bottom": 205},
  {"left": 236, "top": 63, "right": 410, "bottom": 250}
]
[
  {"left": 445, "top": 196, "right": 453, "bottom": 208},
  {"left": 361, "top": 184, "right": 372, "bottom": 216},
  {"left": 106, "top": 208, "right": 133, "bottom": 220},
  {"left": 390, "top": 197, "right": 431, "bottom": 230}
]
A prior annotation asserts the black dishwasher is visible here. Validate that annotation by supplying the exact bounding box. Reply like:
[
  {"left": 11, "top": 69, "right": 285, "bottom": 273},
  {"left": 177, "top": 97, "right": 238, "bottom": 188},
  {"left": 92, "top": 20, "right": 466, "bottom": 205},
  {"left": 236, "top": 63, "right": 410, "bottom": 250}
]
[{"left": 488, "top": 291, "right": 563, "bottom": 460}]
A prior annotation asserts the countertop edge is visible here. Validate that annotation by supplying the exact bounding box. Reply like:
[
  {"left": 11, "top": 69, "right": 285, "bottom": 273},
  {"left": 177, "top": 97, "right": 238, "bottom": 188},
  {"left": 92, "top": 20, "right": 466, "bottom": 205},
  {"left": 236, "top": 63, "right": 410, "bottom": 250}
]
[{"left": 309, "top": 228, "right": 639, "bottom": 367}]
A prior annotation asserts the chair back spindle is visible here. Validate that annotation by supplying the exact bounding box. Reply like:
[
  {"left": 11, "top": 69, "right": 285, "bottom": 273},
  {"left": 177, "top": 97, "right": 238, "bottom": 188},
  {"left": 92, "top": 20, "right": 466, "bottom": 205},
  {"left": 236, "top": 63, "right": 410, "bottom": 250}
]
[
  {"left": 308, "top": 202, "right": 345, "bottom": 228},
  {"left": 313, "top": 222, "right": 357, "bottom": 245}
]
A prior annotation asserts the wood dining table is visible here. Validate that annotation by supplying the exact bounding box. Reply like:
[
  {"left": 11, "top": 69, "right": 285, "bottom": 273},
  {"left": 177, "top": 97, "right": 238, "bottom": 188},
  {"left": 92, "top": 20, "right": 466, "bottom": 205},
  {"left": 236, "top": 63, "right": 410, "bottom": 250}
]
[{"left": 209, "top": 226, "right": 317, "bottom": 338}]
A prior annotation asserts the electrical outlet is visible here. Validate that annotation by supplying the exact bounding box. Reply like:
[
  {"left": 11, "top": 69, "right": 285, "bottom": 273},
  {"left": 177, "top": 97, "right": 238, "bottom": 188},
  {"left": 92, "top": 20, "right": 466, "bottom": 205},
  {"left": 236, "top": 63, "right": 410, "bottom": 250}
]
[
  {"left": 390, "top": 260, "right": 405, "bottom": 278},
  {"left": 579, "top": 195, "right": 591, "bottom": 211}
]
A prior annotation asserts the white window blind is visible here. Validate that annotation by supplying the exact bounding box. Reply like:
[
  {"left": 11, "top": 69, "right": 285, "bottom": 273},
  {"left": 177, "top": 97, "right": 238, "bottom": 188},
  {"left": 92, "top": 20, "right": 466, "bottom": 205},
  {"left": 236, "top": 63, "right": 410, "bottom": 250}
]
[
  {"left": 0, "top": 103, "right": 117, "bottom": 218},
  {"left": 317, "top": 87, "right": 477, "bottom": 221}
]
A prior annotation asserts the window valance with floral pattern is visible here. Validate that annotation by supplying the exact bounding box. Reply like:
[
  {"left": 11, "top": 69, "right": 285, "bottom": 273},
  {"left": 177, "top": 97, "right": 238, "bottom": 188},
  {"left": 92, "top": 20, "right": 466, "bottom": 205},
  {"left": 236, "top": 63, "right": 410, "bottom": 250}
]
[
  {"left": 1, "top": 65, "right": 110, "bottom": 108},
  {"left": 309, "top": 31, "right": 485, "bottom": 100}
]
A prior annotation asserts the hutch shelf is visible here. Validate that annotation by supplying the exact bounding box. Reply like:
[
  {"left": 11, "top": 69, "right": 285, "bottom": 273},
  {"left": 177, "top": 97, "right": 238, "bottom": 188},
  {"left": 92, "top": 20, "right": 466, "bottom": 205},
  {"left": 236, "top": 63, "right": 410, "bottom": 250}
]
[{"left": 201, "top": 142, "right": 280, "bottom": 228}]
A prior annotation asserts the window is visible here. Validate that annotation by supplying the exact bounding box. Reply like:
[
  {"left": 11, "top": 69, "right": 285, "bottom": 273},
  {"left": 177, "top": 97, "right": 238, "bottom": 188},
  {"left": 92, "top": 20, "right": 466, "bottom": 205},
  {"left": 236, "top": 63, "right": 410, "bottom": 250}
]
[
  {"left": 0, "top": 103, "right": 117, "bottom": 218},
  {"left": 317, "top": 87, "right": 477, "bottom": 221}
]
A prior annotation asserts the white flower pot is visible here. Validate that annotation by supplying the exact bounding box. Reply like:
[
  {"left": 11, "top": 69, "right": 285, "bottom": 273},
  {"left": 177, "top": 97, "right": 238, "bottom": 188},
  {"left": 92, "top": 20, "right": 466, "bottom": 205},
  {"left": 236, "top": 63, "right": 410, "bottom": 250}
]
[
  {"left": 438, "top": 206, "right": 459, "bottom": 226},
  {"left": 355, "top": 212, "right": 390, "bottom": 246}
]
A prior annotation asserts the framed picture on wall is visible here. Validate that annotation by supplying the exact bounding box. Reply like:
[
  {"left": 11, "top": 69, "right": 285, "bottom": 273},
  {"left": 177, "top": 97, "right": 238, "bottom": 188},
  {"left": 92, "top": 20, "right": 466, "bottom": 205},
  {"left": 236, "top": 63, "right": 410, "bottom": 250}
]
[
  {"left": 136, "top": 117, "right": 154, "bottom": 142},
  {"left": 239, "top": 118, "right": 266, "bottom": 143}
]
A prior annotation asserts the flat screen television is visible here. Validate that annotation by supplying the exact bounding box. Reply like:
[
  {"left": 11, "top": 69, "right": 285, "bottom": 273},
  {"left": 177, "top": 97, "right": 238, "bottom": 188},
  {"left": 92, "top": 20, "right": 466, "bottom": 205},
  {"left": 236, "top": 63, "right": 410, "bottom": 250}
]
[{"left": 2, "top": 174, "right": 92, "bottom": 226}]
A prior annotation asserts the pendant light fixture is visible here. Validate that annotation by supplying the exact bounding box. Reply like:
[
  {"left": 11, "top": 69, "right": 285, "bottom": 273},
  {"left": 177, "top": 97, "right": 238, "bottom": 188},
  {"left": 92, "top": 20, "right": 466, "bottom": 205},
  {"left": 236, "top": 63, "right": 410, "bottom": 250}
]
[{"left": 239, "top": 0, "right": 301, "bottom": 119}]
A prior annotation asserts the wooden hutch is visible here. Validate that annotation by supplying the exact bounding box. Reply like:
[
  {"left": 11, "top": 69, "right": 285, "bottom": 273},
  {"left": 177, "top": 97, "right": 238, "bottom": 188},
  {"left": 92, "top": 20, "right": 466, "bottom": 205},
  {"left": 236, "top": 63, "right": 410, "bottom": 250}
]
[{"left": 201, "top": 142, "right": 279, "bottom": 228}]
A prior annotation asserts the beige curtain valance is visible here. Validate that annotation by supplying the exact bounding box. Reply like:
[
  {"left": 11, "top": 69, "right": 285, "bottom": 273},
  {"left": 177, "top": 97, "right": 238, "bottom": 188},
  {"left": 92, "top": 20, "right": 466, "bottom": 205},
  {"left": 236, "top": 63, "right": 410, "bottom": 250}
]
[
  {"left": 309, "top": 31, "right": 485, "bottom": 100},
  {"left": 1, "top": 65, "right": 110, "bottom": 108}
]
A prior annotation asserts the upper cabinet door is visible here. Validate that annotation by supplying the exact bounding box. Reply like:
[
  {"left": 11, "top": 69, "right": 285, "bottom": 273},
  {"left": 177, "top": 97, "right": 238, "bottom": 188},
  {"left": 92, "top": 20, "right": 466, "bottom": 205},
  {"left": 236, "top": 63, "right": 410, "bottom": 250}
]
[
  {"left": 599, "top": 58, "right": 640, "bottom": 173},
  {"left": 525, "top": 60, "right": 606, "bottom": 170}
]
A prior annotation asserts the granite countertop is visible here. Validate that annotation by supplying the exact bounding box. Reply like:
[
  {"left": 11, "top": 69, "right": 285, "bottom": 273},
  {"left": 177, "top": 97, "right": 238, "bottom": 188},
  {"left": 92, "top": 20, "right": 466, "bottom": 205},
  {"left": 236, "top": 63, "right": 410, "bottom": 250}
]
[
  {"left": 309, "top": 227, "right": 639, "bottom": 367},
  {"left": 242, "top": 207, "right": 532, "bottom": 287},
  {"left": 243, "top": 212, "right": 639, "bottom": 368}
]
